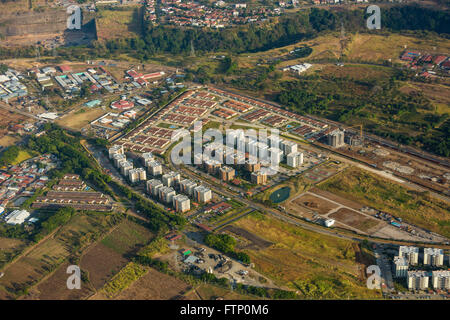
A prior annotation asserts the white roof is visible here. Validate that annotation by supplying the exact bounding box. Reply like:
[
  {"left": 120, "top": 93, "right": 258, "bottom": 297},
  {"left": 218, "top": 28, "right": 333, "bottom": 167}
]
[{"left": 38, "top": 112, "right": 59, "bottom": 120}]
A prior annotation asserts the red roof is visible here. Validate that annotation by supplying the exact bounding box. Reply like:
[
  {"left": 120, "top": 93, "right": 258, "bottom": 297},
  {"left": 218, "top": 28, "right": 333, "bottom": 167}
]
[
  {"left": 111, "top": 100, "right": 134, "bottom": 110},
  {"left": 433, "top": 56, "right": 447, "bottom": 65},
  {"left": 58, "top": 65, "right": 71, "bottom": 73}
]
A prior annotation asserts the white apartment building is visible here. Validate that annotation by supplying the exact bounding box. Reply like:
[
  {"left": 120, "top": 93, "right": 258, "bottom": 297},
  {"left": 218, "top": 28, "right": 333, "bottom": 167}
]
[
  {"left": 120, "top": 161, "right": 133, "bottom": 176},
  {"left": 109, "top": 145, "right": 124, "bottom": 159},
  {"left": 399, "top": 246, "right": 419, "bottom": 265},
  {"left": 287, "top": 152, "right": 304, "bottom": 168},
  {"left": 162, "top": 171, "right": 181, "bottom": 188},
  {"left": 173, "top": 194, "right": 190, "bottom": 213},
  {"left": 147, "top": 179, "right": 163, "bottom": 197},
  {"left": 431, "top": 270, "right": 450, "bottom": 290},
  {"left": 141, "top": 152, "right": 154, "bottom": 167},
  {"left": 128, "top": 167, "right": 146, "bottom": 183},
  {"left": 148, "top": 160, "right": 162, "bottom": 176},
  {"left": 113, "top": 153, "right": 126, "bottom": 167},
  {"left": 159, "top": 186, "right": 176, "bottom": 204},
  {"left": 423, "top": 248, "right": 444, "bottom": 267},
  {"left": 407, "top": 271, "right": 429, "bottom": 290},
  {"left": 393, "top": 256, "right": 409, "bottom": 278},
  {"left": 194, "top": 185, "right": 212, "bottom": 203}
]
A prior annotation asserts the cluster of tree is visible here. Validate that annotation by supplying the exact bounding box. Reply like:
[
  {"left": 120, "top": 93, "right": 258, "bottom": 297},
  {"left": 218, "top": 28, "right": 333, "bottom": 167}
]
[
  {"left": 234, "top": 283, "right": 298, "bottom": 299},
  {"left": 0, "top": 145, "right": 20, "bottom": 166},
  {"left": 204, "top": 233, "right": 251, "bottom": 264},
  {"left": 382, "top": 5, "right": 450, "bottom": 34}
]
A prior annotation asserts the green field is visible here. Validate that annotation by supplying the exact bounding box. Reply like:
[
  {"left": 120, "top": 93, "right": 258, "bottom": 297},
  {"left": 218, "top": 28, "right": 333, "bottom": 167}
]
[{"left": 100, "top": 220, "right": 154, "bottom": 255}]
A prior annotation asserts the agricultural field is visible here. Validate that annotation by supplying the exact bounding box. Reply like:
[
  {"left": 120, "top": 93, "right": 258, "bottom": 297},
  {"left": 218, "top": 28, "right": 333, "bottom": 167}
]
[
  {"left": 0, "top": 135, "right": 20, "bottom": 148},
  {"left": 318, "top": 167, "right": 450, "bottom": 238},
  {"left": 97, "top": 267, "right": 192, "bottom": 300},
  {"left": 96, "top": 5, "right": 143, "bottom": 41},
  {"left": 22, "top": 261, "right": 94, "bottom": 300},
  {"left": 232, "top": 211, "right": 382, "bottom": 299},
  {"left": 343, "top": 33, "right": 450, "bottom": 64},
  {"left": 80, "top": 219, "right": 154, "bottom": 291},
  {"left": 0, "top": 212, "right": 120, "bottom": 298}
]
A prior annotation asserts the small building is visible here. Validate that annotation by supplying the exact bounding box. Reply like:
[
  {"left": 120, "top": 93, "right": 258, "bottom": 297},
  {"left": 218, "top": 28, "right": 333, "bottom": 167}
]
[{"left": 324, "top": 219, "right": 335, "bottom": 228}]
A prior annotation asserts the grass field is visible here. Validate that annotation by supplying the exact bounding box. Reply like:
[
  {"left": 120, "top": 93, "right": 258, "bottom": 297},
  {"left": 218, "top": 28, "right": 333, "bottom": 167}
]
[
  {"left": 318, "top": 167, "right": 450, "bottom": 238},
  {"left": 232, "top": 211, "right": 382, "bottom": 299},
  {"left": 96, "top": 5, "right": 143, "bottom": 41},
  {"left": 56, "top": 108, "right": 108, "bottom": 130},
  {"left": 100, "top": 219, "right": 154, "bottom": 255},
  {"left": 344, "top": 33, "right": 450, "bottom": 64},
  {"left": 10, "top": 150, "right": 33, "bottom": 165},
  {"left": 100, "top": 267, "right": 192, "bottom": 300}
]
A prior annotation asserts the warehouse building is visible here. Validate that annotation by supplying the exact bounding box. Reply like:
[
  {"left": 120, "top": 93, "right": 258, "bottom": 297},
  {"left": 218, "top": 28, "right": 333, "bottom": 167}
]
[{"left": 4, "top": 209, "right": 30, "bottom": 225}]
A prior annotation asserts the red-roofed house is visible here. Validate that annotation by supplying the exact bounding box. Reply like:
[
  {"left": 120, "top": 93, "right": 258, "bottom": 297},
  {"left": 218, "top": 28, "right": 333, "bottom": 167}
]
[
  {"left": 433, "top": 56, "right": 447, "bottom": 65},
  {"left": 58, "top": 65, "right": 72, "bottom": 73},
  {"left": 111, "top": 100, "right": 134, "bottom": 110}
]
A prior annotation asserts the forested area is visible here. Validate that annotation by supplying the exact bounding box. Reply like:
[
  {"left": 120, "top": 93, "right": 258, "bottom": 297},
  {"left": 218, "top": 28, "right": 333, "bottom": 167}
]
[{"left": 275, "top": 72, "right": 450, "bottom": 157}]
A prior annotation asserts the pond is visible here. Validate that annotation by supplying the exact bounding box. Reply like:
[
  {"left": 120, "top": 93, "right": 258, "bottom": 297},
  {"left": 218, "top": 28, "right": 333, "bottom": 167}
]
[{"left": 269, "top": 187, "right": 291, "bottom": 203}]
